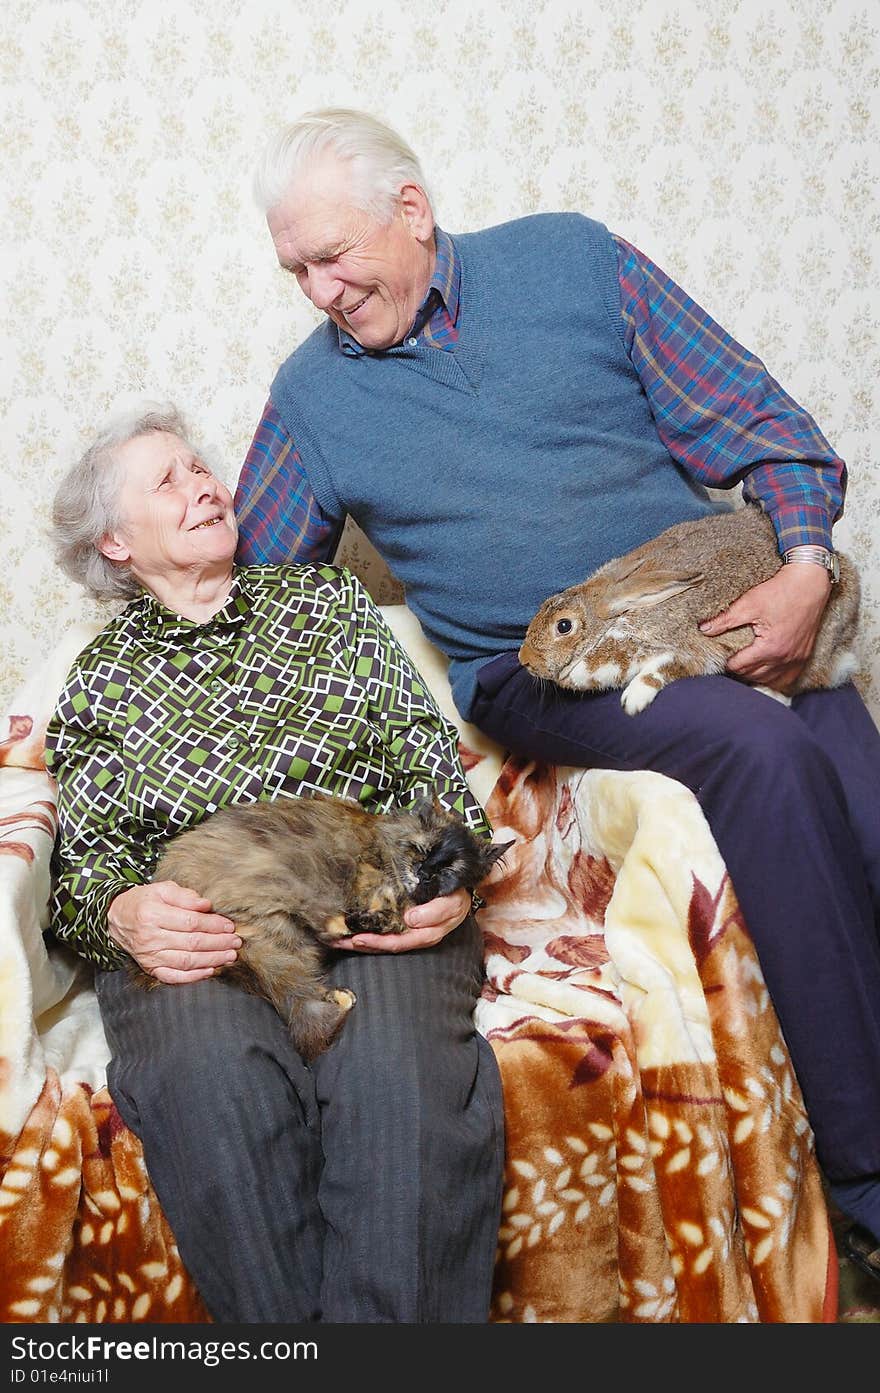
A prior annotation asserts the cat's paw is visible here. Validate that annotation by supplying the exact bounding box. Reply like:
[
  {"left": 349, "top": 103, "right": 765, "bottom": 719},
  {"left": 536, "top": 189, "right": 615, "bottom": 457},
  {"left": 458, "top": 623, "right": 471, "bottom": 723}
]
[
  {"left": 329, "top": 988, "right": 356, "bottom": 1012},
  {"left": 346, "top": 908, "right": 401, "bottom": 935},
  {"left": 321, "top": 914, "right": 352, "bottom": 941},
  {"left": 367, "top": 888, "right": 398, "bottom": 914}
]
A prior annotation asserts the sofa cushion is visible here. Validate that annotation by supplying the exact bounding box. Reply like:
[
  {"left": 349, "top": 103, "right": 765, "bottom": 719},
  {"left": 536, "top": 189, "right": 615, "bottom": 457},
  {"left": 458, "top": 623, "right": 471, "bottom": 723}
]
[{"left": 378, "top": 604, "right": 505, "bottom": 807}]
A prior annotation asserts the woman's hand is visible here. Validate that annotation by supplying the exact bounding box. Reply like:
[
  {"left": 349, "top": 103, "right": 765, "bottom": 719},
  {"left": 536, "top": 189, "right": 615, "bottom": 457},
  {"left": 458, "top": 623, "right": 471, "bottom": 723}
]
[
  {"left": 699, "top": 563, "right": 832, "bottom": 693},
  {"left": 343, "top": 886, "right": 472, "bottom": 954},
  {"left": 108, "top": 881, "right": 242, "bottom": 984}
]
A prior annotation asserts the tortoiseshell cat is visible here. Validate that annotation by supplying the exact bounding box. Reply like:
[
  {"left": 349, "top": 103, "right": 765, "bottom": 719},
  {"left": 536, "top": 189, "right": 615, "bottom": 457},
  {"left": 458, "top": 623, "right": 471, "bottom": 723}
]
[{"left": 148, "top": 792, "right": 512, "bottom": 1061}]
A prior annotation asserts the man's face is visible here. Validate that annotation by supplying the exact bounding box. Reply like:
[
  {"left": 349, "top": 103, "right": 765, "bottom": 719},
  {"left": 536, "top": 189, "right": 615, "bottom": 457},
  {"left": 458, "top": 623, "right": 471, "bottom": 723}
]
[{"left": 268, "top": 159, "right": 435, "bottom": 351}]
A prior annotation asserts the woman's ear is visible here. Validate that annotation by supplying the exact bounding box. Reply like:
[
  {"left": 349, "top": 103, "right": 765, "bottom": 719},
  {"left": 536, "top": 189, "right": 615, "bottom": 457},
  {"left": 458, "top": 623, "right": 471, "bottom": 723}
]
[{"left": 97, "top": 530, "right": 131, "bottom": 563}]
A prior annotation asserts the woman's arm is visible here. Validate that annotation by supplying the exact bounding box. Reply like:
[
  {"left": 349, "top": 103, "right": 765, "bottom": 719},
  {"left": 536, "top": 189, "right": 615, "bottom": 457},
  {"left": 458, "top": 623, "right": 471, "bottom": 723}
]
[
  {"left": 45, "top": 667, "right": 154, "bottom": 969},
  {"left": 45, "top": 665, "right": 240, "bottom": 980},
  {"left": 341, "top": 572, "right": 493, "bottom": 837},
  {"left": 338, "top": 572, "right": 493, "bottom": 951}
]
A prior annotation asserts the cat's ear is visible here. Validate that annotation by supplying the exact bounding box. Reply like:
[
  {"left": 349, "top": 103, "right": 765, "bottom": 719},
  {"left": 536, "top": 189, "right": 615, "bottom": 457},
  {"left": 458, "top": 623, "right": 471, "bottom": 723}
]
[{"left": 485, "top": 839, "right": 515, "bottom": 868}]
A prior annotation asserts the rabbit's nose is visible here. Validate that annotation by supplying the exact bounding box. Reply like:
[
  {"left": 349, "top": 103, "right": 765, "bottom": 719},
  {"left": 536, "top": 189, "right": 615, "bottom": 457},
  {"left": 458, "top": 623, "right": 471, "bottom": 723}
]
[{"left": 518, "top": 639, "right": 542, "bottom": 674}]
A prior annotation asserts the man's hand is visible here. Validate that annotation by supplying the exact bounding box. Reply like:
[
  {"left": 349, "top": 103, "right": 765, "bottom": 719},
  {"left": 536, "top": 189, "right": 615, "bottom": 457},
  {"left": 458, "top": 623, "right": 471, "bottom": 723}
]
[
  {"left": 699, "top": 562, "right": 832, "bottom": 693},
  {"left": 108, "top": 881, "right": 242, "bottom": 984},
  {"left": 343, "top": 887, "right": 472, "bottom": 954}
]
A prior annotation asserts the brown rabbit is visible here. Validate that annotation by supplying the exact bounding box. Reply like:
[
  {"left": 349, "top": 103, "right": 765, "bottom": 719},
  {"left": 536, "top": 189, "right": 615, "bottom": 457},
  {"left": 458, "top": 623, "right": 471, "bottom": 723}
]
[
  {"left": 146, "top": 791, "right": 511, "bottom": 1061},
  {"left": 519, "top": 503, "right": 860, "bottom": 715}
]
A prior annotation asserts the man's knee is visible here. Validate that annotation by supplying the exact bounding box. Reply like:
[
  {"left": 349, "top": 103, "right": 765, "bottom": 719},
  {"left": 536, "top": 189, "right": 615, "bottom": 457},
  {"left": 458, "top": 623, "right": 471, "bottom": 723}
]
[{"left": 712, "top": 697, "right": 840, "bottom": 799}]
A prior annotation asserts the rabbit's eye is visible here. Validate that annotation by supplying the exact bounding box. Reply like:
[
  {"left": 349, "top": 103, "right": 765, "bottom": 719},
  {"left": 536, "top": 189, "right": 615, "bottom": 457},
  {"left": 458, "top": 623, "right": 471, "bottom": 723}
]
[{"left": 556, "top": 618, "right": 574, "bottom": 635}]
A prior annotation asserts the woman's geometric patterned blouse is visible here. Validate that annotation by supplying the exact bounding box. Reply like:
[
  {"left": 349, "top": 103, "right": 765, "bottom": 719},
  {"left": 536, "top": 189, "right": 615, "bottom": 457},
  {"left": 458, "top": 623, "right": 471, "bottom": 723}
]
[{"left": 44, "top": 564, "right": 491, "bottom": 971}]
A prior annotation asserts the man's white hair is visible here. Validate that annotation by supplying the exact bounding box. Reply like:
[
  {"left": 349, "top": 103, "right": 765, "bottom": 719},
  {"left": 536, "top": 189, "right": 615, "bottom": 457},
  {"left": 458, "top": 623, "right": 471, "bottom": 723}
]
[{"left": 253, "top": 107, "right": 435, "bottom": 225}]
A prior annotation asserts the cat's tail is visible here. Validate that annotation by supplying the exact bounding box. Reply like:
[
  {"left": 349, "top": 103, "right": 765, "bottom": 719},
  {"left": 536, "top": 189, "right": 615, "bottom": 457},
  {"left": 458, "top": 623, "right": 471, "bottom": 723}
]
[
  {"left": 224, "top": 922, "right": 356, "bottom": 1063},
  {"left": 288, "top": 987, "right": 357, "bottom": 1062}
]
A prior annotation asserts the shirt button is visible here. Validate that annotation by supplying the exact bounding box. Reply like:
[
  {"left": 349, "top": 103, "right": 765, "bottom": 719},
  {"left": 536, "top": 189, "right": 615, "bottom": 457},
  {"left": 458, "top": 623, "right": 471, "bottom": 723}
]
[{"left": 407, "top": 336, "right": 418, "bottom": 346}]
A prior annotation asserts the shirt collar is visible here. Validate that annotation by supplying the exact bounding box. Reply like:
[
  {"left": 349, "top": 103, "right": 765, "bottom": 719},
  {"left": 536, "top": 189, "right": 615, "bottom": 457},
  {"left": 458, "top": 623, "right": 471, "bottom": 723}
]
[
  {"left": 135, "top": 568, "right": 252, "bottom": 641},
  {"left": 336, "top": 226, "right": 460, "bottom": 356}
]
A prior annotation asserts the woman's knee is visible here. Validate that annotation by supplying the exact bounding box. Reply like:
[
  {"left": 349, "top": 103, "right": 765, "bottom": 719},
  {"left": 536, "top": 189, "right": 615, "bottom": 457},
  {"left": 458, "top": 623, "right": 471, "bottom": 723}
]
[
  {"left": 99, "top": 974, "right": 315, "bottom": 1126},
  {"left": 329, "top": 917, "right": 483, "bottom": 1033}
]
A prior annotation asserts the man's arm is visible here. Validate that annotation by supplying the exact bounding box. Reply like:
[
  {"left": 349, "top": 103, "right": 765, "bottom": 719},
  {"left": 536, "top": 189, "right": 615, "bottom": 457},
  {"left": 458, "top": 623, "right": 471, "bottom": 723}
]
[
  {"left": 613, "top": 235, "right": 846, "bottom": 547},
  {"left": 234, "top": 398, "right": 344, "bottom": 565},
  {"left": 614, "top": 236, "right": 846, "bottom": 686}
]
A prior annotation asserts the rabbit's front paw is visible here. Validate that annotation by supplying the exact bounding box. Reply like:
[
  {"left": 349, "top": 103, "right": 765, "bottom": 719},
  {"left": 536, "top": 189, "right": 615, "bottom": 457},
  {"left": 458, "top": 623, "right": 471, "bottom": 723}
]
[
  {"left": 754, "top": 684, "right": 792, "bottom": 707},
  {"left": 621, "top": 674, "right": 663, "bottom": 715}
]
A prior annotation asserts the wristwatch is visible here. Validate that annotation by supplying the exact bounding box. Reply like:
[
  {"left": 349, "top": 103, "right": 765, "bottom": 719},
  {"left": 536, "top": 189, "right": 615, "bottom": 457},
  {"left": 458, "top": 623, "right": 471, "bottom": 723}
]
[{"left": 782, "top": 545, "right": 840, "bottom": 584}]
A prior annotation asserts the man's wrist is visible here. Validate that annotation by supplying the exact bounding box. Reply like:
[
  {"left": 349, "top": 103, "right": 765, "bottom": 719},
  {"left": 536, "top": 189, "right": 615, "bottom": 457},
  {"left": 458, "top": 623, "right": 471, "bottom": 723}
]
[{"left": 781, "top": 545, "right": 839, "bottom": 583}]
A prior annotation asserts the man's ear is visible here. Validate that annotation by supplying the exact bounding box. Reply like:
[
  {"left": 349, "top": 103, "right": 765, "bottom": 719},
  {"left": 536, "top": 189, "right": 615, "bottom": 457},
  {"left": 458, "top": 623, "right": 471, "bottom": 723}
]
[
  {"left": 97, "top": 530, "right": 132, "bottom": 564},
  {"left": 398, "top": 182, "right": 434, "bottom": 242}
]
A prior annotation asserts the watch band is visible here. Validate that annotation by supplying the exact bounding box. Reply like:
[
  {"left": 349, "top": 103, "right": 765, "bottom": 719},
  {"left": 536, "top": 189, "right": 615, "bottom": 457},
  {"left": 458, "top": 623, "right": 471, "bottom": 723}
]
[{"left": 782, "top": 545, "right": 840, "bottom": 583}]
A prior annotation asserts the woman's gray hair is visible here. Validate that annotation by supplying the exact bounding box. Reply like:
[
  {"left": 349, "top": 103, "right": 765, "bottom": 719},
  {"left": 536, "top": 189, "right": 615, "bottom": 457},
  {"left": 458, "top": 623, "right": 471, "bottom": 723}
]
[
  {"left": 253, "top": 107, "right": 434, "bottom": 224},
  {"left": 52, "top": 401, "right": 191, "bottom": 601}
]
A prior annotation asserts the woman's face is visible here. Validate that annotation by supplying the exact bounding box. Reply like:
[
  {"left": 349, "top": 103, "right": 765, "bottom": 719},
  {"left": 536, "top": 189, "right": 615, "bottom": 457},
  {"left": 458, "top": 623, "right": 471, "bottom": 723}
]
[{"left": 100, "top": 431, "right": 238, "bottom": 586}]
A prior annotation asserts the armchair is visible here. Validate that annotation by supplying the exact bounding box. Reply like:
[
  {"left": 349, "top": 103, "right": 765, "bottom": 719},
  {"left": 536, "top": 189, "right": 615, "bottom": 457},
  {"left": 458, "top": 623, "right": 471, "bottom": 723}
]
[{"left": 0, "top": 606, "right": 836, "bottom": 1322}]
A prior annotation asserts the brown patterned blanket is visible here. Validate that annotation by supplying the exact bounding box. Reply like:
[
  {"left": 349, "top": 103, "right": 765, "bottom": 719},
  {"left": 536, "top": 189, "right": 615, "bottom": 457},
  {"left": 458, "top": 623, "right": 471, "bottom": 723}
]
[
  {"left": 479, "top": 757, "right": 835, "bottom": 1322},
  {"left": 0, "top": 622, "right": 836, "bottom": 1323}
]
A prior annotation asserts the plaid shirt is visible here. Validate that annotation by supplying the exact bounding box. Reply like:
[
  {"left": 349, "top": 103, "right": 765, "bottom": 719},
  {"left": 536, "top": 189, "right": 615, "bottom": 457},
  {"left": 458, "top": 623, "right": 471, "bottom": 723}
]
[
  {"left": 234, "top": 227, "right": 845, "bottom": 565},
  {"left": 44, "top": 564, "right": 490, "bottom": 969}
]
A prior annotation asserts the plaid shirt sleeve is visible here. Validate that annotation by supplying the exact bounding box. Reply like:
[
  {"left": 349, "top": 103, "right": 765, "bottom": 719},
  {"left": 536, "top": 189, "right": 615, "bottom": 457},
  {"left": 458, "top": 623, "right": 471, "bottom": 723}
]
[
  {"left": 234, "top": 398, "right": 343, "bottom": 565},
  {"left": 613, "top": 235, "right": 847, "bottom": 552}
]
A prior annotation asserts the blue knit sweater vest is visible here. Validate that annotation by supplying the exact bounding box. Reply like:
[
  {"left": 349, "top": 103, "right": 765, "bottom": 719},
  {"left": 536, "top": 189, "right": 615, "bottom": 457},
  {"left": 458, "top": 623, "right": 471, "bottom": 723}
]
[{"left": 271, "top": 213, "right": 716, "bottom": 718}]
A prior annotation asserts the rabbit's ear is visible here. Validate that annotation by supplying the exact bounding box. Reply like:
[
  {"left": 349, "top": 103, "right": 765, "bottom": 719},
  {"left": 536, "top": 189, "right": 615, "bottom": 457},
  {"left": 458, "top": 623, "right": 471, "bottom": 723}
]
[
  {"left": 607, "top": 566, "right": 704, "bottom": 615},
  {"left": 596, "top": 550, "right": 656, "bottom": 585}
]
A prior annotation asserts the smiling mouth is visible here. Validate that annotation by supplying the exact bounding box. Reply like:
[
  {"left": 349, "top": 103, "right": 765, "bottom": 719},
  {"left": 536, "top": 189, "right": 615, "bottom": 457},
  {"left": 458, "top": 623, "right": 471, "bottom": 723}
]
[
  {"left": 341, "top": 293, "right": 370, "bottom": 319},
  {"left": 191, "top": 518, "right": 222, "bottom": 530}
]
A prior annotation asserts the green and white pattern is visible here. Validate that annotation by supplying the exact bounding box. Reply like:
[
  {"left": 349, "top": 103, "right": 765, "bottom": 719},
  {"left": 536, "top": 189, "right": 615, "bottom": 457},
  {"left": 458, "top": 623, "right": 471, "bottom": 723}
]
[{"left": 45, "top": 564, "right": 490, "bottom": 970}]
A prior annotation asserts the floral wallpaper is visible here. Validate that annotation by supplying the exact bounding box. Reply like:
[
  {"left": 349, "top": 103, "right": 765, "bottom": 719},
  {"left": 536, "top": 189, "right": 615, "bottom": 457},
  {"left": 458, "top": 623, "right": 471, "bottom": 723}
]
[{"left": 1, "top": 0, "right": 878, "bottom": 721}]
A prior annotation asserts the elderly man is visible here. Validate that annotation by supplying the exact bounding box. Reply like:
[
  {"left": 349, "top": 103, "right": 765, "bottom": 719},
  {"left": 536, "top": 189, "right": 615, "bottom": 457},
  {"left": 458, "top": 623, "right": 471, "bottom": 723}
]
[{"left": 234, "top": 107, "right": 880, "bottom": 1285}]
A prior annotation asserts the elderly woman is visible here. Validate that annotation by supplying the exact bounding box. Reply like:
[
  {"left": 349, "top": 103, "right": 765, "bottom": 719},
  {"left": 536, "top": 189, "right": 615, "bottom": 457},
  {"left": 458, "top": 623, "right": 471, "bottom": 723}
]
[{"left": 44, "top": 402, "right": 504, "bottom": 1325}]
